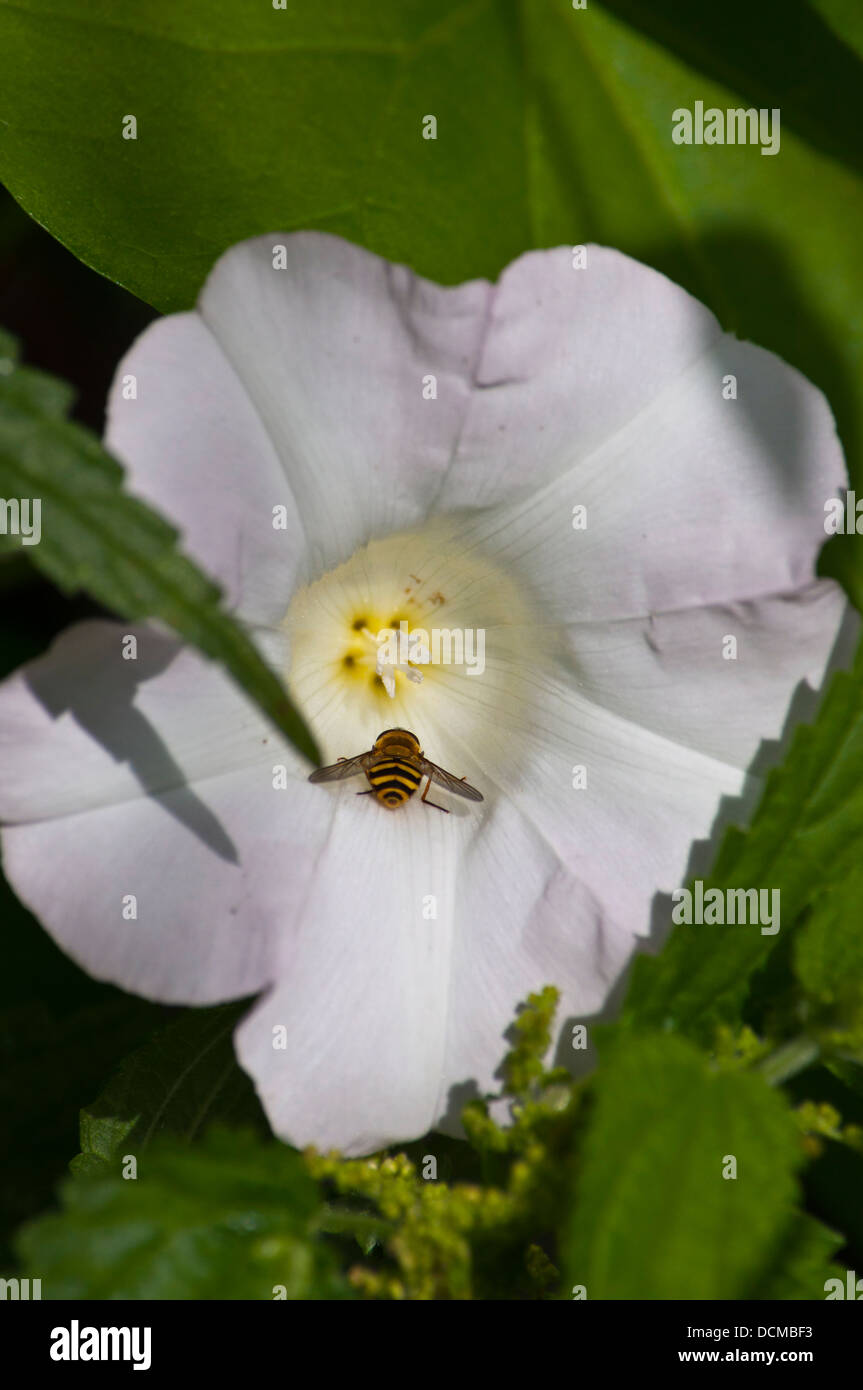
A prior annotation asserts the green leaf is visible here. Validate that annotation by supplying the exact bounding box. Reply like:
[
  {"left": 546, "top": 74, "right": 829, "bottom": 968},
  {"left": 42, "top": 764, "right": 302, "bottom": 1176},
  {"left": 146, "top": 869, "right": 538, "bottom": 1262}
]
[
  {"left": 794, "top": 863, "right": 863, "bottom": 1009},
  {"left": 0, "top": 333, "right": 318, "bottom": 762},
  {"left": 598, "top": 0, "right": 863, "bottom": 176},
  {"left": 562, "top": 1033, "right": 804, "bottom": 1299},
  {"left": 72, "top": 1003, "right": 266, "bottom": 1176},
  {"left": 623, "top": 639, "right": 863, "bottom": 1042},
  {"left": 792, "top": 862, "right": 863, "bottom": 1061},
  {"left": 16, "top": 1128, "right": 352, "bottom": 1299},
  {"left": 752, "top": 1213, "right": 845, "bottom": 1300},
  {"left": 809, "top": 0, "right": 863, "bottom": 61},
  {"left": 0, "top": 0, "right": 532, "bottom": 312}
]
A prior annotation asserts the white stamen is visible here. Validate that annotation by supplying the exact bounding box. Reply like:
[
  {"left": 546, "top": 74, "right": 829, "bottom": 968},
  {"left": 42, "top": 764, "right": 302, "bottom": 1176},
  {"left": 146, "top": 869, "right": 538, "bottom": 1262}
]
[{"left": 369, "top": 626, "right": 425, "bottom": 699}]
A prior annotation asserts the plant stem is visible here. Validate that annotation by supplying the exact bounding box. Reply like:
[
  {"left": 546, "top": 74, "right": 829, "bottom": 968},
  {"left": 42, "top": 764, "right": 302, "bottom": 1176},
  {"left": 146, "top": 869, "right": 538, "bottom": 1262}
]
[{"left": 757, "top": 1035, "right": 820, "bottom": 1086}]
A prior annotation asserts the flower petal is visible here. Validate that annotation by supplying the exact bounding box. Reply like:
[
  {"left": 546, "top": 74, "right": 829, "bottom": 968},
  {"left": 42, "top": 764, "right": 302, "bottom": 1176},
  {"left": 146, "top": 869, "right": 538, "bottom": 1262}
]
[
  {"left": 417, "top": 656, "right": 752, "bottom": 931},
  {"left": 563, "top": 580, "right": 854, "bottom": 770},
  {"left": 237, "top": 789, "right": 636, "bottom": 1154},
  {"left": 440, "top": 244, "right": 724, "bottom": 513},
  {"left": 106, "top": 312, "right": 303, "bottom": 627},
  {"left": 0, "top": 621, "right": 326, "bottom": 1001},
  {"left": 234, "top": 794, "right": 473, "bottom": 1155},
  {"left": 442, "top": 796, "right": 625, "bottom": 1099},
  {"left": 440, "top": 247, "right": 845, "bottom": 621},
  {"left": 194, "top": 231, "right": 492, "bottom": 576}
]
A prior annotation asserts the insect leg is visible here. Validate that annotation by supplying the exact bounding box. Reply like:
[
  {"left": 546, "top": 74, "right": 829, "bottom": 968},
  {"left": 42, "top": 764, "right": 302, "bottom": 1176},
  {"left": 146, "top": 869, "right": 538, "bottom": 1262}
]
[{"left": 421, "top": 778, "right": 449, "bottom": 814}]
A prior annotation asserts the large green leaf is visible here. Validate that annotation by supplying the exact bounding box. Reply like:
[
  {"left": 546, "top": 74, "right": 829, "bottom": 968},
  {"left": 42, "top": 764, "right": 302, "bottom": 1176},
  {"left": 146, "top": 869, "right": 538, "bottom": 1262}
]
[
  {"left": 0, "top": 0, "right": 530, "bottom": 311},
  {"left": 623, "top": 639, "right": 863, "bottom": 1042},
  {"left": 562, "top": 1033, "right": 805, "bottom": 1299},
  {"left": 0, "top": 330, "right": 318, "bottom": 762},
  {"left": 16, "top": 1128, "right": 351, "bottom": 1299}
]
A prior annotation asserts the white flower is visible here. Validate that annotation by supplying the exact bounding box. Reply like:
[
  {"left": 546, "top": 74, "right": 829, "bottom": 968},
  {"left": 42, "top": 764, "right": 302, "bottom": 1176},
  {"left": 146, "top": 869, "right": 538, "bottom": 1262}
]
[{"left": 0, "top": 234, "right": 851, "bottom": 1155}]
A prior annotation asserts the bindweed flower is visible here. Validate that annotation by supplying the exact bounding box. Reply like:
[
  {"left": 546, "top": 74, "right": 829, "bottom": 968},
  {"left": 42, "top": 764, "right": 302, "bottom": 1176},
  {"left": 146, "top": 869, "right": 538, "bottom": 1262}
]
[{"left": 0, "top": 234, "right": 851, "bottom": 1155}]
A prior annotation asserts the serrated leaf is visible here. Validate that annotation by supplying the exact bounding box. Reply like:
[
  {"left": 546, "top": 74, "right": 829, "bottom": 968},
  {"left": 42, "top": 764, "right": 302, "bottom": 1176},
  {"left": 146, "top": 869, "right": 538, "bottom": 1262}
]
[
  {"left": 16, "top": 1128, "right": 351, "bottom": 1299},
  {"left": 623, "top": 639, "right": 863, "bottom": 1042},
  {"left": 0, "top": 335, "right": 318, "bottom": 762},
  {"left": 563, "top": 1033, "right": 803, "bottom": 1299},
  {"left": 72, "top": 1003, "right": 266, "bottom": 1176}
]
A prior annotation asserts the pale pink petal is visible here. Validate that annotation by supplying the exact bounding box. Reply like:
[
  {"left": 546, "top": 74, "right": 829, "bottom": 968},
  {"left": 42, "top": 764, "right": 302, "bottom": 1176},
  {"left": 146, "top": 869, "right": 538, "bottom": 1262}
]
[
  {"left": 107, "top": 314, "right": 304, "bottom": 627},
  {"left": 235, "top": 795, "right": 474, "bottom": 1155},
  {"left": 0, "top": 621, "right": 326, "bottom": 1002},
  {"left": 441, "top": 247, "right": 845, "bottom": 621},
  {"left": 195, "top": 232, "right": 492, "bottom": 577},
  {"left": 562, "top": 580, "right": 855, "bottom": 769}
]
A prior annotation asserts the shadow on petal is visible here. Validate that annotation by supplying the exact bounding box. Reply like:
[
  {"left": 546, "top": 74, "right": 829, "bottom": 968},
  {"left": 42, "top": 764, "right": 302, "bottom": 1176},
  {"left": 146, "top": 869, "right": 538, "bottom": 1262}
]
[{"left": 25, "top": 623, "right": 239, "bottom": 864}]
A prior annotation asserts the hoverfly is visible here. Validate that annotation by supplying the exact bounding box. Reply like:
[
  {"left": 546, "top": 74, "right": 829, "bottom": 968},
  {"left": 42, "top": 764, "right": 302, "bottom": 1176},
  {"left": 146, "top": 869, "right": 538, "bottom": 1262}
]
[{"left": 308, "top": 728, "right": 483, "bottom": 813}]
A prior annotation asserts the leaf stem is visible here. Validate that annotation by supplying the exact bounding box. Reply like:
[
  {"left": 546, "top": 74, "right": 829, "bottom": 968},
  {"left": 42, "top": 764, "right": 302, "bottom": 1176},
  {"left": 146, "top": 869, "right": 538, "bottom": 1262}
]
[{"left": 757, "top": 1035, "right": 820, "bottom": 1086}]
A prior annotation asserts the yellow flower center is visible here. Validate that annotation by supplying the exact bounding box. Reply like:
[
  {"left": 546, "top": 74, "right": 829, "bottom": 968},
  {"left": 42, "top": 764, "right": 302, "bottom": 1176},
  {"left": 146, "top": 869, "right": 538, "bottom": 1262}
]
[{"left": 281, "top": 522, "right": 550, "bottom": 763}]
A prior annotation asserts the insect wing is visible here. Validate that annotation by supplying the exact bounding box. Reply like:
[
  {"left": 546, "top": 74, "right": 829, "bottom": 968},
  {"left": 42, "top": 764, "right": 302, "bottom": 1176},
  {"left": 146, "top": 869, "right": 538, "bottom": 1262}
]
[
  {"left": 308, "top": 752, "right": 370, "bottom": 784},
  {"left": 424, "top": 759, "right": 484, "bottom": 801}
]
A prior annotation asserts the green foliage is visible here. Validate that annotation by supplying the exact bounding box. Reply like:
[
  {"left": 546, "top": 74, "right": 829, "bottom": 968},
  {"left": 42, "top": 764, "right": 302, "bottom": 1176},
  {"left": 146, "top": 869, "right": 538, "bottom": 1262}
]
[
  {"left": 793, "top": 866, "right": 863, "bottom": 1055},
  {"left": 624, "top": 640, "right": 863, "bottom": 1043},
  {"left": 599, "top": 0, "right": 863, "bottom": 174},
  {"left": 754, "top": 1214, "right": 845, "bottom": 1301},
  {"left": 564, "top": 1032, "right": 810, "bottom": 1300},
  {"left": 10, "top": 987, "right": 856, "bottom": 1300},
  {"left": 0, "top": 329, "right": 317, "bottom": 762},
  {"left": 307, "top": 990, "right": 581, "bottom": 1300},
  {"left": 16, "top": 1128, "right": 351, "bottom": 1299},
  {"left": 0, "top": 996, "right": 165, "bottom": 1267},
  {"left": 71, "top": 1003, "right": 267, "bottom": 1177}
]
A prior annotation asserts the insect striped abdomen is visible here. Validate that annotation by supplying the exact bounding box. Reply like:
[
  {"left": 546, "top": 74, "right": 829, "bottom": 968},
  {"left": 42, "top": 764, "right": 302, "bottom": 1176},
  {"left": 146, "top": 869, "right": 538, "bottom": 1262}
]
[{"left": 367, "top": 757, "right": 422, "bottom": 808}]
